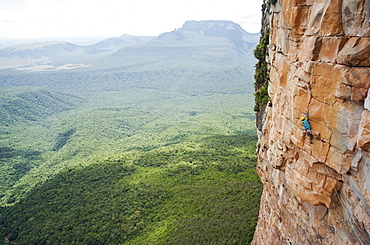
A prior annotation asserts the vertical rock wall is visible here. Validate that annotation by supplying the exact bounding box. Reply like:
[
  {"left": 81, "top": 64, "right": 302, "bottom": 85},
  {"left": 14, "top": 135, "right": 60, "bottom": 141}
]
[{"left": 253, "top": 0, "right": 370, "bottom": 244}]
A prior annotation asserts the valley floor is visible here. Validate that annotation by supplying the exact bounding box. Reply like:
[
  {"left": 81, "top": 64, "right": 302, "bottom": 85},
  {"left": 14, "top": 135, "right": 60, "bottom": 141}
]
[{"left": 0, "top": 91, "right": 262, "bottom": 244}]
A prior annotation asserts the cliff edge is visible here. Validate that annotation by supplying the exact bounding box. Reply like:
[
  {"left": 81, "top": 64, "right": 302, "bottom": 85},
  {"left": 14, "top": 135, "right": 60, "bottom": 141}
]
[{"left": 252, "top": 0, "right": 370, "bottom": 244}]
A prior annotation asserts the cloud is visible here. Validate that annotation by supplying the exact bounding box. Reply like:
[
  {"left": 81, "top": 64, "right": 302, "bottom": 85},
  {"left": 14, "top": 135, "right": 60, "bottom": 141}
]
[
  {"left": 0, "top": 0, "right": 263, "bottom": 38},
  {"left": 0, "top": 0, "right": 26, "bottom": 11}
]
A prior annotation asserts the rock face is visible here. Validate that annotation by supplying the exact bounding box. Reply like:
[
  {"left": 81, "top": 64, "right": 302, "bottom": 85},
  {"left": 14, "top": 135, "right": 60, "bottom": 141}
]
[{"left": 252, "top": 0, "right": 370, "bottom": 244}]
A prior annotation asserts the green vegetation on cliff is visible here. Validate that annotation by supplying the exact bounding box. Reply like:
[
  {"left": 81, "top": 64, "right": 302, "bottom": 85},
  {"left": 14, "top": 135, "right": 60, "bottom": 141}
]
[
  {"left": 254, "top": 1, "right": 272, "bottom": 133},
  {"left": 254, "top": 29, "right": 270, "bottom": 113}
]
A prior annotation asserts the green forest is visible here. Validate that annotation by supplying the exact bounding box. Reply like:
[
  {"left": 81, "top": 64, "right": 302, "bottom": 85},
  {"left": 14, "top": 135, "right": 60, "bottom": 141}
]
[
  {"left": 0, "top": 88, "right": 261, "bottom": 244},
  {"left": 0, "top": 23, "right": 261, "bottom": 244}
]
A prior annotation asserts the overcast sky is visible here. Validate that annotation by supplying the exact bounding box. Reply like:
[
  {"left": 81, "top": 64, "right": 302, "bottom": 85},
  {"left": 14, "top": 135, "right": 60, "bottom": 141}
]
[{"left": 0, "top": 0, "right": 263, "bottom": 40}]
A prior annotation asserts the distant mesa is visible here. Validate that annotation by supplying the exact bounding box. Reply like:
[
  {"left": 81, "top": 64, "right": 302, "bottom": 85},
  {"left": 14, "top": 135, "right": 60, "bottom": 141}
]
[
  {"left": 180, "top": 20, "right": 246, "bottom": 33},
  {"left": 0, "top": 20, "right": 259, "bottom": 70},
  {"left": 155, "top": 20, "right": 259, "bottom": 53}
]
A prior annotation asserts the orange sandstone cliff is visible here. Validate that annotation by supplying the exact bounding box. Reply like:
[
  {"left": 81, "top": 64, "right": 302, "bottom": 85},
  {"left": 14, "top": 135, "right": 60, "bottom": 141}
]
[{"left": 252, "top": 0, "right": 370, "bottom": 244}]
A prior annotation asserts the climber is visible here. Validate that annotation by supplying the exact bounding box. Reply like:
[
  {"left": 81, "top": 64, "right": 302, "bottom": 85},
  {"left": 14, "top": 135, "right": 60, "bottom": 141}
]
[
  {"left": 300, "top": 112, "right": 320, "bottom": 143},
  {"left": 300, "top": 112, "right": 313, "bottom": 137},
  {"left": 301, "top": 112, "right": 313, "bottom": 144}
]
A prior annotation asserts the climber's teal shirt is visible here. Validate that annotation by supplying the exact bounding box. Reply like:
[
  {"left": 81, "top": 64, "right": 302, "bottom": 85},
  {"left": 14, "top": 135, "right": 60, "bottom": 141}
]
[{"left": 301, "top": 113, "right": 311, "bottom": 131}]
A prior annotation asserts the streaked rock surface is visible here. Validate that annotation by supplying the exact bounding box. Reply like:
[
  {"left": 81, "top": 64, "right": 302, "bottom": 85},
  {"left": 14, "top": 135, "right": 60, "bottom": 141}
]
[{"left": 252, "top": 0, "right": 370, "bottom": 244}]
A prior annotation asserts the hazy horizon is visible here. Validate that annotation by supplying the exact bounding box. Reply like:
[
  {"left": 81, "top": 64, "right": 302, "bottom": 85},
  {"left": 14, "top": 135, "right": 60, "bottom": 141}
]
[
  {"left": 0, "top": 19, "right": 261, "bottom": 47},
  {"left": 0, "top": 0, "right": 262, "bottom": 42}
]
